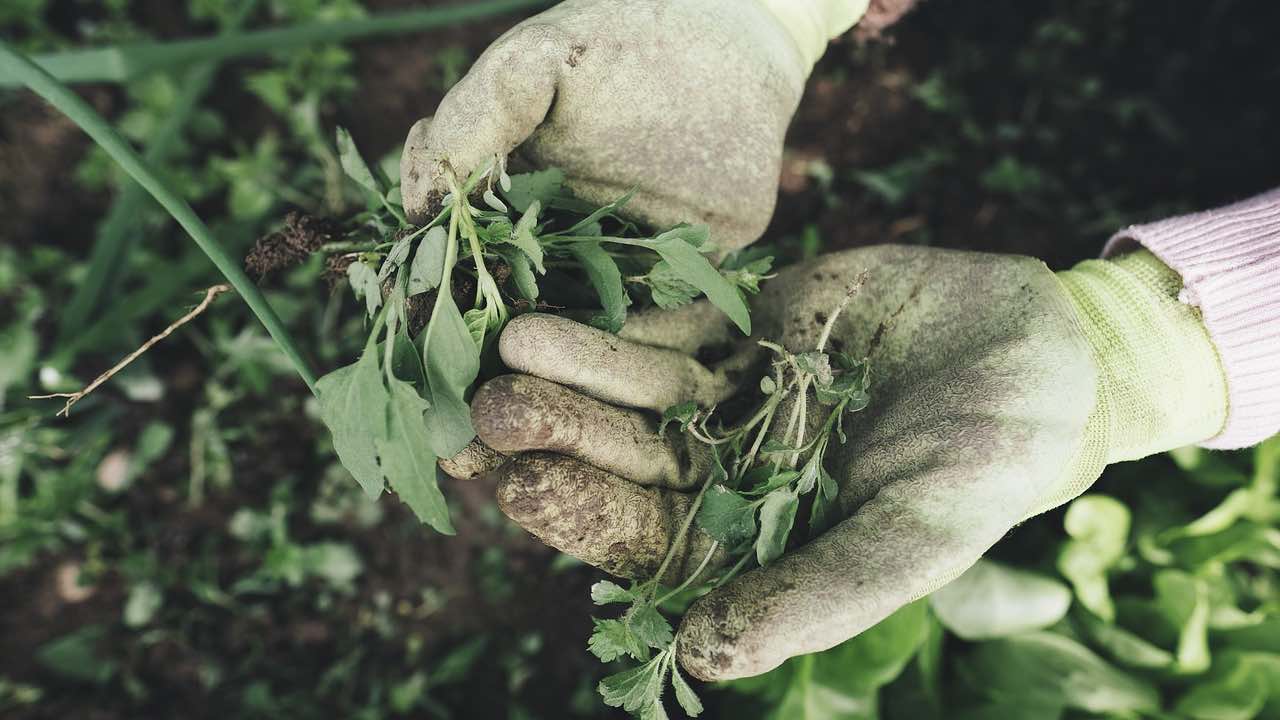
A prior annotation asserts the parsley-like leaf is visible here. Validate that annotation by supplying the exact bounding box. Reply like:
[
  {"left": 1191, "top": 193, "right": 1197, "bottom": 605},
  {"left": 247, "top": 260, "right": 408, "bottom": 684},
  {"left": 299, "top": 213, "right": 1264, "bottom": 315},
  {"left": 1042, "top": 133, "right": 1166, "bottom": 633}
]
[
  {"left": 591, "top": 581, "right": 635, "bottom": 605},
  {"left": 599, "top": 654, "right": 667, "bottom": 713},
  {"left": 629, "top": 604, "right": 674, "bottom": 651},
  {"left": 589, "top": 618, "right": 649, "bottom": 663},
  {"left": 670, "top": 663, "right": 704, "bottom": 717},
  {"left": 696, "top": 486, "right": 758, "bottom": 547}
]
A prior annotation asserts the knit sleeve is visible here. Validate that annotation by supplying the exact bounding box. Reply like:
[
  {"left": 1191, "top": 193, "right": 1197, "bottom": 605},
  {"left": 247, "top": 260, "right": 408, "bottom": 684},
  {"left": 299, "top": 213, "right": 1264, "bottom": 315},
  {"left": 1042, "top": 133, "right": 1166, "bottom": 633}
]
[{"left": 1104, "top": 188, "right": 1280, "bottom": 449}]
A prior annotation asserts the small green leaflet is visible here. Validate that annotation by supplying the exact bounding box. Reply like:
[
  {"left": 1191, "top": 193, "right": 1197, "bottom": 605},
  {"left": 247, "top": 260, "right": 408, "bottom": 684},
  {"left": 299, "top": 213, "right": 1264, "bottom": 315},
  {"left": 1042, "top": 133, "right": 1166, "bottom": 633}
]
[
  {"left": 658, "top": 402, "right": 699, "bottom": 436},
  {"left": 335, "top": 126, "right": 385, "bottom": 198},
  {"left": 589, "top": 618, "right": 650, "bottom": 663},
  {"left": 375, "top": 378, "right": 454, "bottom": 534},
  {"left": 670, "top": 665, "right": 704, "bottom": 717},
  {"left": 569, "top": 241, "right": 629, "bottom": 333},
  {"left": 756, "top": 488, "right": 799, "bottom": 565},
  {"left": 650, "top": 226, "right": 751, "bottom": 334},
  {"left": 421, "top": 288, "right": 478, "bottom": 458},
  {"left": 697, "top": 486, "right": 758, "bottom": 547},
  {"left": 646, "top": 261, "right": 700, "bottom": 310},
  {"left": 502, "top": 167, "right": 566, "bottom": 213},
  {"left": 497, "top": 246, "right": 539, "bottom": 302},
  {"left": 316, "top": 344, "right": 387, "bottom": 500},
  {"left": 407, "top": 226, "right": 447, "bottom": 296},
  {"left": 598, "top": 655, "right": 668, "bottom": 714},
  {"left": 347, "top": 261, "right": 382, "bottom": 318},
  {"left": 503, "top": 200, "right": 546, "bottom": 273},
  {"left": 591, "top": 580, "right": 636, "bottom": 605},
  {"left": 629, "top": 604, "right": 674, "bottom": 650}
]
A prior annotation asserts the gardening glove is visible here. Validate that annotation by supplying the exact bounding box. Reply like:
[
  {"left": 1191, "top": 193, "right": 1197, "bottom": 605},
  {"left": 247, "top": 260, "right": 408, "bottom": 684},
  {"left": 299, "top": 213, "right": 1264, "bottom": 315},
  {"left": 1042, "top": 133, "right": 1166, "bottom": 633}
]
[
  {"left": 454, "top": 244, "right": 1228, "bottom": 681},
  {"left": 400, "top": 0, "right": 871, "bottom": 251}
]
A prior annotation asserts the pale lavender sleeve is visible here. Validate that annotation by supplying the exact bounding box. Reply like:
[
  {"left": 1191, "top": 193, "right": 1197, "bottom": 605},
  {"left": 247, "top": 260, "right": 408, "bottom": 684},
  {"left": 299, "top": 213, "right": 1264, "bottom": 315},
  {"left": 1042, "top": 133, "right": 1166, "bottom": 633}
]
[{"left": 1104, "top": 188, "right": 1280, "bottom": 450}]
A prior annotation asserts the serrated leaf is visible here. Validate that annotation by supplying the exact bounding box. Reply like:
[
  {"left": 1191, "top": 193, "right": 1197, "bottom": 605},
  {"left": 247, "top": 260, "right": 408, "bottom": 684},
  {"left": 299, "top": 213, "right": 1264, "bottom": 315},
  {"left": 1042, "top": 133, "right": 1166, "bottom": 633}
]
[
  {"left": 422, "top": 289, "right": 478, "bottom": 457},
  {"left": 630, "top": 604, "right": 674, "bottom": 650},
  {"left": 756, "top": 489, "right": 799, "bottom": 566},
  {"left": 599, "top": 655, "right": 666, "bottom": 713},
  {"left": 589, "top": 618, "right": 649, "bottom": 663},
  {"left": 650, "top": 230, "right": 750, "bottom": 335},
  {"left": 375, "top": 377, "right": 454, "bottom": 534},
  {"left": 591, "top": 580, "right": 634, "bottom": 605},
  {"left": 647, "top": 260, "right": 700, "bottom": 310},
  {"left": 640, "top": 700, "right": 670, "bottom": 720},
  {"left": 347, "top": 261, "right": 382, "bottom": 318},
  {"left": 696, "top": 486, "right": 758, "bottom": 546},
  {"left": 335, "top": 126, "right": 384, "bottom": 198},
  {"left": 408, "top": 226, "right": 447, "bottom": 296},
  {"left": 569, "top": 241, "right": 629, "bottom": 333},
  {"left": 316, "top": 346, "right": 388, "bottom": 499},
  {"left": 503, "top": 168, "right": 565, "bottom": 213},
  {"left": 670, "top": 664, "right": 703, "bottom": 717}
]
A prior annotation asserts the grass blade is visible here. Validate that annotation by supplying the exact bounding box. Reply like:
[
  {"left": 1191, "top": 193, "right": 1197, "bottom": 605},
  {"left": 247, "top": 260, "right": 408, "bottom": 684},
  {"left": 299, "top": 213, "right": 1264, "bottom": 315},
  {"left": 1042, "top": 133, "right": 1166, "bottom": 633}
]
[
  {"left": 0, "top": 0, "right": 551, "bottom": 87},
  {"left": 0, "top": 41, "right": 318, "bottom": 393}
]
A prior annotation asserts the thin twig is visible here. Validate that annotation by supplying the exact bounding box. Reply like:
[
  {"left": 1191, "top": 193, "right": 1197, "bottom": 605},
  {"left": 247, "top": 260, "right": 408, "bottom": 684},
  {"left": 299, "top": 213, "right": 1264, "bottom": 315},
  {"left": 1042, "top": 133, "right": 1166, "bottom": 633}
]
[{"left": 31, "top": 285, "right": 232, "bottom": 417}]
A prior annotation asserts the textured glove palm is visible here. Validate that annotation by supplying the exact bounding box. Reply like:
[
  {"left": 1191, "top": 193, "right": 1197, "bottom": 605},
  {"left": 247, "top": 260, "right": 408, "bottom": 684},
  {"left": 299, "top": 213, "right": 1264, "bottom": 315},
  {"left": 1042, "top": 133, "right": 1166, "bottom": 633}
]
[{"left": 450, "top": 245, "right": 1228, "bottom": 681}]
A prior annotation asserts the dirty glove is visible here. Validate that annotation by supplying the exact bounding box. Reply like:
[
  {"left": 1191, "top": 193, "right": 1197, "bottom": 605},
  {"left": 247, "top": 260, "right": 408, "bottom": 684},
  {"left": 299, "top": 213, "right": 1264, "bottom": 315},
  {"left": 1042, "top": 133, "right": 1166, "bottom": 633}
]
[
  {"left": 456, "top": 245, "right": 1228, "bottom": 680},
  {"left": 400, "top": 0, "right": 869, "bottom": 250}
]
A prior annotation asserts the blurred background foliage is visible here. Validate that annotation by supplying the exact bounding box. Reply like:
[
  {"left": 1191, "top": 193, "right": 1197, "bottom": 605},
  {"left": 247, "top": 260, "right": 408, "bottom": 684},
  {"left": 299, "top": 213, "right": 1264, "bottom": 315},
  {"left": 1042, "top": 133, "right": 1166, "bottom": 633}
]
[{"left": 1, "top": 0, "right": 1278, "bottom": 718}]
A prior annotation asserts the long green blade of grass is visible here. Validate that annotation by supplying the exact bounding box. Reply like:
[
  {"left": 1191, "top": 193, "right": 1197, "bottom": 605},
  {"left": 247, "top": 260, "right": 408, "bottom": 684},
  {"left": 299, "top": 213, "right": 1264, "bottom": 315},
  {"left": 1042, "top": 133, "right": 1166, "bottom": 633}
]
[
  {"left": 56, "top": 0, "right": 261, "bottom": 350},
  {"left": 0, "top": 41, "right": 319, "bottom": 393},
  {"left": 0, "top": 0, "right": 551, "bottom": 87}
]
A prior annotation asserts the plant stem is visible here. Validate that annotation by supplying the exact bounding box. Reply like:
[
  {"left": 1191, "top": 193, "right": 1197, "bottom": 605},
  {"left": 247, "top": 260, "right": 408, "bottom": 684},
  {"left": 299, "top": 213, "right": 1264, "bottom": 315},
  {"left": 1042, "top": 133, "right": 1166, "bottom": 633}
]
[
  {"left": 0, "top": 42, "right": 318, "bottom": 394},
  {"left": 650, "top": 463, "right": 720, "bottom": 592},
  {"left": 0, "top": 0, "right": 552, "bottom": 87}
]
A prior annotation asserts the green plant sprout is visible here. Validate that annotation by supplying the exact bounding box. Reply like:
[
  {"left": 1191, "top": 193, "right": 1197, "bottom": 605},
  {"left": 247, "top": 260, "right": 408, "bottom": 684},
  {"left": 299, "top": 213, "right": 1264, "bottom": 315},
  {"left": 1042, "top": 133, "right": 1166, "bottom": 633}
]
[
  {"left": 316, "top": 129, "right": 771, "bottom": 533},
  {"left": 588, "top": 284, "right": 872, "bottom": 718}
]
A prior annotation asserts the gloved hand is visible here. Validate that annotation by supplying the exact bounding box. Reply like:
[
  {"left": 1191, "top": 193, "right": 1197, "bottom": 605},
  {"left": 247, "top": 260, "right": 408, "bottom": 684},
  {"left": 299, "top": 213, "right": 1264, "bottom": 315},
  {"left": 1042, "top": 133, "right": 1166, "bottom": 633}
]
[
  {"left": 399, "top": 0, "right": 870, "bottom": 250},
  {"left": 446, "top": 244, "right": 1229, "bottom": 680}
]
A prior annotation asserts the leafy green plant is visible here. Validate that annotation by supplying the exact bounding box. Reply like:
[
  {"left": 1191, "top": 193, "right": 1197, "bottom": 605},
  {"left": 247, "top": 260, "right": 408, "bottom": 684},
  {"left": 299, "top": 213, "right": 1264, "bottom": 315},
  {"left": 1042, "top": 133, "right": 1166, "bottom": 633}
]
[
  {"left": 585, "top": 286, "right": 872, "bottom": 718},
  {"left": 315, "top": 130, "right": 763, "bottom": 533}
]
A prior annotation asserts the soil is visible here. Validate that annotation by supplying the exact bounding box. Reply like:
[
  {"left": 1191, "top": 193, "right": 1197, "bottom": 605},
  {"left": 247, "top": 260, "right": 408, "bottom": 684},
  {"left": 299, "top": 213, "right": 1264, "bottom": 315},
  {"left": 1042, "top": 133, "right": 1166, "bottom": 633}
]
[{"left": 2, "top": 0, "right": 1278, "bottom": 718}]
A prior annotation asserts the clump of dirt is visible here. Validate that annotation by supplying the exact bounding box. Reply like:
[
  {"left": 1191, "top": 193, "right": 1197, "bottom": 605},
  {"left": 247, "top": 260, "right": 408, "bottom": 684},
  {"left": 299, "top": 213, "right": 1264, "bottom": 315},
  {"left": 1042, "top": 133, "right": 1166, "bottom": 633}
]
[{"left": 244, "top": 211, "right": 340, "bottom": 281}]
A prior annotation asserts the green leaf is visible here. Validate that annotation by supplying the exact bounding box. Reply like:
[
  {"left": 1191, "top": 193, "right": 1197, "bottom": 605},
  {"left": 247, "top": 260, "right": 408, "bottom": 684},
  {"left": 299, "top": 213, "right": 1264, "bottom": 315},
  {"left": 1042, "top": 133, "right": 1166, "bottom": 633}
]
[
  {"left": 347, "top": 261, "right": 382, "bottom": 318},
  {"left": 658, "top": 401, "right": 698, "bottom": 436},
  {"left": 375, "top": 378, "right": 455, "bottom": 534},
  {"left": 630, "top": 604, "right": 674, "bottom": 650},
  {"left": 316, "top": 346, "right": 388, "bottom": 499},
  {"left": 646, "top": 260, "right": 700, "bottom": 310},
  {"left": 756, "top": 488, "right": 799, "bottom": 566},
  {"left": 123, "top": 582, "right": 163, "bottom": 628},
  {"left": 499, "top": 246, "right": 540, "bottom": 302},
  {"left": 650, "top": 229, "right": 751, "bottom": 335},
  {"left": 422, "top": 290, "right": 479, "bottom": 458},
  {"left": 591, "top": 580, "right": 634, "bottom": 605},
  {"left": 1057, "top": 493, "right": 1130, "bottom": 621},
  {"left": 1175, "top": 652, "right": 1269, "bottom": 720},
  {"left": 696, "top": 486, "right": 758, "bottom": 547},
  {"left": 503, "top": 200, "right": 546, "bottom": 273},
  {"left": 1077, "top": 611, "right": 1175, "bottom": 669},
  {"left": 407, "top": 226, "right": 447, "bottom": 296},
  {"left": 1155, "top": 569, "right": 1211, "bottom": 673},
  {"left": 962, "top": 632, "right": 1159, "bottom": 715},
  {"left": 589, "top": 618, "right": 649, "bottom": 663},
  {"left": 930, "top": 559, "right": 1072, "bottom": 639},
  {"left": 599, "top": 654, "right": 667, "bottom": 713},
  {"left": 565, "top": 190, "right": 635, "bottom": 234},
  {"left": 36, "top": 625, "right": 116, "bottom": 686},
  {"left": 670, "top": 664, "right": 703, "bottom": 717},
  {"left": 569, "top": 241, "right": 629, "bottom": 333},
  {"left": 335, "top": 126, "right": 384, "bottom": 198},
  {"left": 503, "top": 168, "right": 565, "bottom": 214}
]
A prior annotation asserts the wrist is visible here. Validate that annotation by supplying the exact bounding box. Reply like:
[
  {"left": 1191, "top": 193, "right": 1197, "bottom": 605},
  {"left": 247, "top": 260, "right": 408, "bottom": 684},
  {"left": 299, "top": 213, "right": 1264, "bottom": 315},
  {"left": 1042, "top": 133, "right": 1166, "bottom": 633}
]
[
  {"left": 756, "top": 0, "right": 871, "bottom": 72},
  {"left": 1057, "top": 251, "right": 1228, "bottom": 463}
]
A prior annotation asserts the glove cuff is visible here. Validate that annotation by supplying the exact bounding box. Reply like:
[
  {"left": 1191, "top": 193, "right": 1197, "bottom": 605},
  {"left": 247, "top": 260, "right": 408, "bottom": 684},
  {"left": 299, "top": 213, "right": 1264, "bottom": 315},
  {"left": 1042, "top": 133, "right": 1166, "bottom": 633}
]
[
  {"left": 756, "top": 0, "right": 871, "bottom": 72},
  {"left": 1057, "top": 251, "right": 1229, "bottom": 465}
]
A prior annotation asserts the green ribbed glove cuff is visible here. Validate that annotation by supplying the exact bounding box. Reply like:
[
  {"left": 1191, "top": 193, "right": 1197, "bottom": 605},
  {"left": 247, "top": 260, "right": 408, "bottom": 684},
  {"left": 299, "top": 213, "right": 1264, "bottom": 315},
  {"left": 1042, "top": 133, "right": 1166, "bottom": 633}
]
[
  {"left": 1034, "top": 251, "right": 1228, "bottom": 514},
  {"left": 757, "top": 0, "right": 870, "bottom": 71}
]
